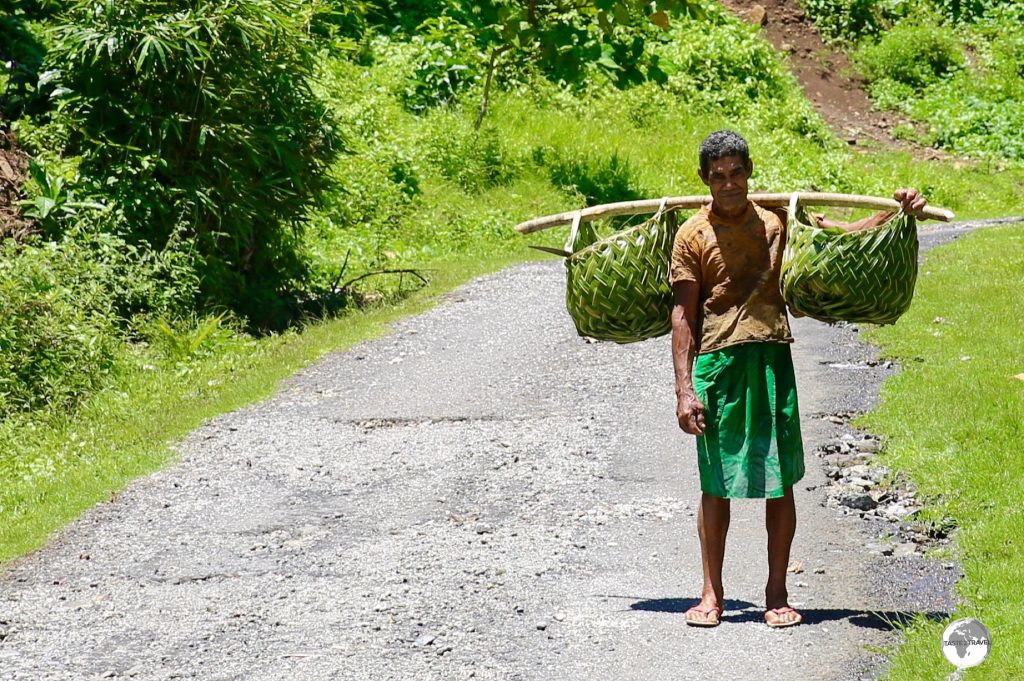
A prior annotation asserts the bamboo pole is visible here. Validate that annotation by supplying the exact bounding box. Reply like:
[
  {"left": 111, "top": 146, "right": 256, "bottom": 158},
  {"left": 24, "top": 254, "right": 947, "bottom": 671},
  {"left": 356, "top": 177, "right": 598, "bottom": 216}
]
[{"left": 514, "top": 192, "right": 955, "bottom": 234}]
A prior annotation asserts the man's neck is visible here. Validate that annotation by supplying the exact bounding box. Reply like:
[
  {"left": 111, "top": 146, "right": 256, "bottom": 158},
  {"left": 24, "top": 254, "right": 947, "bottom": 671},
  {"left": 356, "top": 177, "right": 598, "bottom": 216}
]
[{"left": 710, "top": 199, "right": 750, "bottom": 221}]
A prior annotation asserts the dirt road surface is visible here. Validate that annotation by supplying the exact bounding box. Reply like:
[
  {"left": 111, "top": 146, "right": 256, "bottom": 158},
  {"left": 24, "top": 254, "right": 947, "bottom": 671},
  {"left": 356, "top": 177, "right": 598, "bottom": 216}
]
[{"left": 0, "top": 226, "right": 999, "bottom": 681}]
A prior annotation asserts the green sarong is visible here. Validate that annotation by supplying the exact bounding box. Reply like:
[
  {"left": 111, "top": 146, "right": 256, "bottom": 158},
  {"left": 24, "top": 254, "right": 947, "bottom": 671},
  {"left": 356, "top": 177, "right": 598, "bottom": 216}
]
[{"left": 692, "top": 341, "right": 804, "bottom": 499}]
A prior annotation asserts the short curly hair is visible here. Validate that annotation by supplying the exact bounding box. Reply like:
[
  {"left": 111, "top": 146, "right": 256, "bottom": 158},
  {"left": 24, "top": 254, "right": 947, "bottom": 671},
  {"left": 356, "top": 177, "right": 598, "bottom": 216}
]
[{"left": 698, "top": 130, "right": 751, "bottom": 175}]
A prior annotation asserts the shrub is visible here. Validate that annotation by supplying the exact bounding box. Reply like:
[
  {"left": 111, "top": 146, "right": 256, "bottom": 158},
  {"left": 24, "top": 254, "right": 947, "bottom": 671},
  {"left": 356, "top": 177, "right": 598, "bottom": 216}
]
[
  {"left": 367, "top": 0, "right": 463, "bottom": 34},
  {"left": 0, "top": 237, "right": 120, "bottom": 418},
  {"left": 536, "top": 147, "right": 646, "bottom": 205},
  {"left": 43, "top": 0, "right": 341, "bottom": 330},
  {"left": 855, "top": 22, "right": 965, "bottom": 89},
  {"left": 850, "top": 6, "right": 1023, "bottom": 160},
  {"left": 71, "top": 224, "right": 202, "bottom": 325},
  {"left": 910, "top": 80, "right": 1024, "bottom": 159},
  {"left": 800, "top": 0, "right": 886, "bottom": 42},
  {"left": 0, "top": 0, "right": 52, "bottom": 119},
  {"left": 308, "top": 0, "right": 375, "bottom": 41},
  {"left": 324, "top": 144, "right": 420, "bottom": 224},
  {"left": 924, "top": 0, "right": 1021, "bottom": 23},
  {"left": 654, "top": 12, "right": 789, "bottom": 112},
  {"left": 803, "top": 0, "right": 1024, "bottom": 41}
]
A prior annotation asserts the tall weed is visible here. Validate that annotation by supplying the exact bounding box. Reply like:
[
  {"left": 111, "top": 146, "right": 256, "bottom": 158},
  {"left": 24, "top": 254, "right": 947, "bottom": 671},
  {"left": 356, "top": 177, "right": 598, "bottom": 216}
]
[
  {"left": 0, "top": 238, "right": 120, "bottom": 418},
  {"left": 420, "top": 113, "right": 522, "bottom": 191},
  {"left": 536, "top": 147, "right": 647, "bottom": 205}
]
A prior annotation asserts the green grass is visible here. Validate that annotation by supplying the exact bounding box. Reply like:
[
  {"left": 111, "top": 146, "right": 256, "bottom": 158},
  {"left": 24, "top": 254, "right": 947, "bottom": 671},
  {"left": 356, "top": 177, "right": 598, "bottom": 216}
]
[
  {"left": 856, "top": 224, "right": 1024, "bottom": 678},
  {"left": 845, "top": 152, "right": 1024, "bottom": 220},
  {"left": 0, "top": 247, "right": 548, "bottom": 564}
]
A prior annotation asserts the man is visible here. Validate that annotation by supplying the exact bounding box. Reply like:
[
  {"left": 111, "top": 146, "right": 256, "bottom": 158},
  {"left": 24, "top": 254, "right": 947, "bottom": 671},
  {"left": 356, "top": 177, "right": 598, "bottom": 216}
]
[{"left": 669, "top": 130, "right": 927, "bottom": 628}]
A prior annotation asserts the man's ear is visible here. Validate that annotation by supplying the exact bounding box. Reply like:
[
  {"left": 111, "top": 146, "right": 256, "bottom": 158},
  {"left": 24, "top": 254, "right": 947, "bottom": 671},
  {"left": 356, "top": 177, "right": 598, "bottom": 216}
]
[
  {"left": 697, "top": 167, "right": 709, "bottom": 187},
  {"left": 746, "top": 160, "right": 754, "bottom": 178}
]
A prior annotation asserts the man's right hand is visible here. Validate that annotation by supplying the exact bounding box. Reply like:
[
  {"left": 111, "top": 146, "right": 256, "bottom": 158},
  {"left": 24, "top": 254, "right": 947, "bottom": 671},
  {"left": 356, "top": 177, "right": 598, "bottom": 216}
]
[{"left": 676, "top": 392, "right": 707, "bottom": 435}]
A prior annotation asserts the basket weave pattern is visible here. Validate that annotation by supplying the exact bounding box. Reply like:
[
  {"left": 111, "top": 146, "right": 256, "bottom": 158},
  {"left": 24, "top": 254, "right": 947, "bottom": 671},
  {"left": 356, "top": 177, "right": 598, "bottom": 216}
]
[
  {"left": 564, "top": 209, "right": 677, "bottom": 343},
  {"left": 781, "top": 201, "right": 918, "bottom": 325}
]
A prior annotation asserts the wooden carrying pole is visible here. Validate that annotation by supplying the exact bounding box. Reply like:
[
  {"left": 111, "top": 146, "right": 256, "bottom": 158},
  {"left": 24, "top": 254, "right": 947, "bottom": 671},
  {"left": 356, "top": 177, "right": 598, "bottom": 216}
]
[{"left": 514, "top": 192, "right": 955, "bottom": 234}]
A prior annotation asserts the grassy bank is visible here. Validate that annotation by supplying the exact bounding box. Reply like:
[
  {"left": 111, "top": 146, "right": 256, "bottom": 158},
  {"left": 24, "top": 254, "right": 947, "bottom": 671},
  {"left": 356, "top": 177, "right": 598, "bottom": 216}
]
[{"left": 857, "top": 224, "right": 1024, "bottom": 678}]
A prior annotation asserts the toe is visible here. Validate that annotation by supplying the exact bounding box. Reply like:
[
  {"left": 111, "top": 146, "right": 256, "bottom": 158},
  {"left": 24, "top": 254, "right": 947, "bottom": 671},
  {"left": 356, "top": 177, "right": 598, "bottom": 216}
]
[
  {"left": 686, "top": 603, "right": 722, "bottom": 625},
  {"left": 765, "top": 607, "right": 801, "bottom": 626}
]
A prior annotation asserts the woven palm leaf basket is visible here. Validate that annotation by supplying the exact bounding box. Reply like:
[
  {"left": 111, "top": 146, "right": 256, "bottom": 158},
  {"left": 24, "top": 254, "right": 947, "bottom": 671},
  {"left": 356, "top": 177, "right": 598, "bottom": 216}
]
[
  {"left": 563, "top": 199, "right": 678, "bottom": 344},
  {"left": 781, "top": 193, "right": 919, "bottom": 325}
]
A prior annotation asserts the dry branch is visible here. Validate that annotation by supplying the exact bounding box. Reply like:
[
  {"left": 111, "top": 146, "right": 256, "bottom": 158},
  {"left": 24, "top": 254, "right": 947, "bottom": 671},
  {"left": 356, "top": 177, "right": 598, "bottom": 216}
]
[{"left": 337, "top": 268, "right": 429, "bottom": 293}]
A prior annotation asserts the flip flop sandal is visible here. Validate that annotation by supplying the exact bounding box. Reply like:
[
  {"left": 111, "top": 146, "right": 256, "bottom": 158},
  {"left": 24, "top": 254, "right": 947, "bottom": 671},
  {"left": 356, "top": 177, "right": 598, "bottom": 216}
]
[
  {"left": 685, "top": 605, "right": 723, "bottom": 628},
  {"left": 765, "top": 606, "right": 803, "bottom": 628}
]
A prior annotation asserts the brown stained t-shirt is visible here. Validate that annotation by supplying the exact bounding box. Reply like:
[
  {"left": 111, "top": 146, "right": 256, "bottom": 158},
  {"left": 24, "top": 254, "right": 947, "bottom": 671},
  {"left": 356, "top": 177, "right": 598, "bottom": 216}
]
[{"left": 669, "top": 202, "right": 794, "bottom": 354}]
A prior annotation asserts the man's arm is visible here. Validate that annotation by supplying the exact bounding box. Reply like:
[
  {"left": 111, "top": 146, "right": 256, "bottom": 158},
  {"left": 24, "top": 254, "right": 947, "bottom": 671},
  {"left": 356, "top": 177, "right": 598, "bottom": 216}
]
[
  {"left": 671, "top": 280, "right": 706, "bottom": 435},
  {"left": 818, "top": 188, "right": 930, "bottom": 233}
]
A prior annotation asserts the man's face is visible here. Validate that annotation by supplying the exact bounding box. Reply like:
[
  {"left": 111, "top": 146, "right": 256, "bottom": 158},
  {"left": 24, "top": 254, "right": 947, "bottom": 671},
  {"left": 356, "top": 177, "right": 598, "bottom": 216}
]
[{"left": 699, "top": 155, "right": 752, "bottom": 215}]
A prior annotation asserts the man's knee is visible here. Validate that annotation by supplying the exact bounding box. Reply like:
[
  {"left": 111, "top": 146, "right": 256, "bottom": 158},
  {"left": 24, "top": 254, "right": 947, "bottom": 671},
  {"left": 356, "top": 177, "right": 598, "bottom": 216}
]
[
  {"left": 766, "top": 485, "right": 794, "bottom": 502},
  {"left": 702, "top": 492, "right": 731, "bottom": 509}
]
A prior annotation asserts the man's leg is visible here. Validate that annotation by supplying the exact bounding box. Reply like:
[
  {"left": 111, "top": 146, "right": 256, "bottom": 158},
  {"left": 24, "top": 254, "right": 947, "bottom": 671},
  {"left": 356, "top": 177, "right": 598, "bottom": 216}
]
[
  {"left": 686, "top": 492, "right": 730, "bottom": 624},
  {"left": 765, "top": 484, "right": 801, "bottom": 625}
]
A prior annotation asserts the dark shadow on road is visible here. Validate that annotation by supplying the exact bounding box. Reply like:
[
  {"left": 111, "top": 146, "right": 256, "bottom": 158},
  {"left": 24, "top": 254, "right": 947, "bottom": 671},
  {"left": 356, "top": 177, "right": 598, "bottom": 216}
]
[
  {"left": 723, "top": 607, "right": 949, "bottom": 629},
  {"left": 609, "top": 595, "right": 948, "bottom": 630},
  {"left": 617, "top": 596, "right": 759, "bottom": 614}
]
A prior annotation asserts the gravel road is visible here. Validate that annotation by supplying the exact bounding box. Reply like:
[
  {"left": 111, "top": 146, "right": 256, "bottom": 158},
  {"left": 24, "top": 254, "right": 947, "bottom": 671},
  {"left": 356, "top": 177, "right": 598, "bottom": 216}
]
[{"left": 0, "top": 222, "right": 1008, "bottom": 681}]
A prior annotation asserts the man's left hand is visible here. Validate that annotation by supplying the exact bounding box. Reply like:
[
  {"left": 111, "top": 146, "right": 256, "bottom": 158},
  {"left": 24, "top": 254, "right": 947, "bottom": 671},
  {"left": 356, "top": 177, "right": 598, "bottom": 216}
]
[{"left": 894, "top": 188, "right": 928, "bottom": 217}]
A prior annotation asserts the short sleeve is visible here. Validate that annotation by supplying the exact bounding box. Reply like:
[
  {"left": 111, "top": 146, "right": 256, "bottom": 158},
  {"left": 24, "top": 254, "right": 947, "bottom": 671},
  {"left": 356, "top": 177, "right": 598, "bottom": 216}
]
[
  {"left": 669, "top": 225, "right": 701, "bottom": 285},
  {"left": 765, "top": 205, "right": 795, "bottom": 239},
  {"left": 768, "top": 207, "right": 788, "bottom": 227}
]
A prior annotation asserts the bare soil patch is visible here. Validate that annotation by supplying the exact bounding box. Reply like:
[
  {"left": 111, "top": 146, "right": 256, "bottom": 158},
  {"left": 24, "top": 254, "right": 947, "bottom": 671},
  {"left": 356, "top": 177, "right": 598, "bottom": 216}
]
[
  {"left": 720, "top": 0, "right": 940, "bottom": 155},
  {"left": 0, "top": 129, "right": 31, "bottom": 240}
]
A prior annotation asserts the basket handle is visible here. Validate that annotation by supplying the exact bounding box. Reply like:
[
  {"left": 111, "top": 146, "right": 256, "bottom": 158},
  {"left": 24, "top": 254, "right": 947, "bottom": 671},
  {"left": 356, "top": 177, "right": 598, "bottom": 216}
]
[
  {"left": 789, "top": 191, "right": 906, "bottom": 231},
  {"left": 653, "top": 196, "right": 669, "bottom": 222},
  {"left": 788, "top": 192, "right": 801, "bottom": 225},
  {"left": 563, "top": 210, "right": 584, "bottom": 254}
]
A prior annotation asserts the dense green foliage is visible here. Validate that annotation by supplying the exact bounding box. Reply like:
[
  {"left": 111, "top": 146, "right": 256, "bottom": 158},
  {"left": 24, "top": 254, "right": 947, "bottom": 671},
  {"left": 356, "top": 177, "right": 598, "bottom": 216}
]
[
  {"left": 0, "top": 219, "right": 200, "bottom": 418},
  {"left": 799, "top": 0, "right": 1020, "bottom": 42},
  {"left": 370, "top": 0, "right": 703, "bottom": 91},
  {"left": 0, "top": 236, "right": 118, "bottom": 417},
  {"left": 800, "top": 0, "right": 884, "bottom": 42},
  {"left": 42, "top": 0, "right": 340, "bottom": 328},
  {"left": 855, "top": 23, "right": 965, "bottom": 90},
  {"left": 801, "top": 0, "right": 1024, "bottom": 160},
  {"left": 0, "top": 1, "right": 53, "bottom": 119}
]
